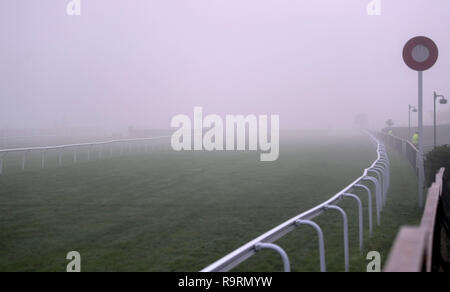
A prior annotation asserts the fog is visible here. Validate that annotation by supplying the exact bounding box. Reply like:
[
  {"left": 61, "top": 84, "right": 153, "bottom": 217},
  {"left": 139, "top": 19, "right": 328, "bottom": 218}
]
[{"left": 1, "top": 0, "right": 450, "bottom": 135}]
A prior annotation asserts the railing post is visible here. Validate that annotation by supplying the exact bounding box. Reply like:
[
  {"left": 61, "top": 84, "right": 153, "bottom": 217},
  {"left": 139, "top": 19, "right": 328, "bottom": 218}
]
[
  {"left": 21, "top": 151, "right": 27, "bottom": 171},
  {"left": 362, "top": 176, "right": 381, "bottom": 226},
  {"left": 377, "top": 161, "right": 390, "bottom": 190},
  {"left": 73, "top": 147, "right": 77, "bottom": 163},
  {"left": 295, "top": 220, "right": 326, "bottom": 272},
  {"left": 342, "top": 193, "right": 364, "bottom": 254},
  {"left": 324, "top": 205, "right": 349, "bottom": 272},
  {"left": 0, "top": 152, "right": 5, "bottom": 175},
  {"left": 367, "top": 169, "right": 384, "bottom": 209},
  {"left": 58, "top": 150, "right": 63, "bottom": 166},
  {"left": 254, "top": 243, "right": 291, "bottom": 272},
  {"left": 373, "top": 166, "right": 388, "bottom": 204},
  {"left": 41, "top": 150, "right": 46, "bottom": 169},
  {"left": 353, "top": 184, "right": 373, "bottom": 237},
  {"left": 370, "top": 168, "right": 384, "bottom": 199}
]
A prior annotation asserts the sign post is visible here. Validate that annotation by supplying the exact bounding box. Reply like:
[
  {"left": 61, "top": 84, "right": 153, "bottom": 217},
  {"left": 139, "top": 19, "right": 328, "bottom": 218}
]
[{"left": 403, "top": 36, "right": 439, "bottom": 208}]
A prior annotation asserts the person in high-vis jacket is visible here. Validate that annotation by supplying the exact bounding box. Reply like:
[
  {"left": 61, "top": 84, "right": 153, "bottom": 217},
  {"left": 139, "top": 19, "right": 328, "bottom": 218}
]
[
  {"left": 388, "top": 129, "right": 393, "bottom": 136},
  {"left": 412, "top": 131, "right": 419, "bottom": 146}
]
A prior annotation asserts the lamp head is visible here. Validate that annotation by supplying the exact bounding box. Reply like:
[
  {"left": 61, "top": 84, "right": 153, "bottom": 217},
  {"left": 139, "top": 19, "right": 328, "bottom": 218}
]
[{"left": 434, "top": 91, "right": 445, "bottom": 101}]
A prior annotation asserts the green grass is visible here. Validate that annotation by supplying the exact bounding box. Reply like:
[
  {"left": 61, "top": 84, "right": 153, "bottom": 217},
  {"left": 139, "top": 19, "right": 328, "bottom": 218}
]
[{"left": 0, "top": 134, "right": 421, "bottom": 272}]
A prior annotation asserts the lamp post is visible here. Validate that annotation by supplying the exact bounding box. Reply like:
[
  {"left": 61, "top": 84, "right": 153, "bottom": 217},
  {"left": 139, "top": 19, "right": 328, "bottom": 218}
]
[
  {"left": 409, "top": 104, "right": 418, "bottom": 140},
  {"left": 433, "top": 92, "right": 447, "bottom": 148}
]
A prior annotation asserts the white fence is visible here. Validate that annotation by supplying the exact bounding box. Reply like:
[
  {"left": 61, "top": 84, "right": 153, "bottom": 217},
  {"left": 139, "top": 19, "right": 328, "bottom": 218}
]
[
  {"left": 0, "top": 132, "right": 391, "bottom": 272},
  {"left": 201, "top": 132, "right": 390, "bottom": 272},
  {"left": 377, "top": 133, "right": 429, "bottom": 207},
  {"left": 0, "top": 136, "right": 171, "bottom": 175},
  {"left": 378, "top": 133, "right": 418, "bottom": 170}
]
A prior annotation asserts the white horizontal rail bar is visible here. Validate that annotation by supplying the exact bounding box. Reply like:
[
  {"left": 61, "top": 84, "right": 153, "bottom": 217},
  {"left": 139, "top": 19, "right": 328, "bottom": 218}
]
[
  {"left": 0, "top": 136, "right": 171, "bottom": 154},
  {"left": 0, "top": 136, "right": 172, "bottom": 175}
]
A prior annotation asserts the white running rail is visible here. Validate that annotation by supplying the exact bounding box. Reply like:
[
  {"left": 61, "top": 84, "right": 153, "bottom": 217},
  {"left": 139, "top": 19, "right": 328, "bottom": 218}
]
[
  {"left": 0, "top": 136, "right": 171, "bottom": 175},
  {"left": 201, "top": 132, "right": 390, "bottom": 272}
]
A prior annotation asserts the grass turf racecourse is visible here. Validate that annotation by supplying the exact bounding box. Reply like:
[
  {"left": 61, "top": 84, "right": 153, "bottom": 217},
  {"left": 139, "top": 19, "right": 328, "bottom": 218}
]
[{"left": 0, "top": 133, "right": 421, "bottom": 272}]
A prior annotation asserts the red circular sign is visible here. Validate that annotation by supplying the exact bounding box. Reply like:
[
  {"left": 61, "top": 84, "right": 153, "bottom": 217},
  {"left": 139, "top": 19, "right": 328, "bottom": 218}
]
[{"left": 403, "top": 36, "right": 438, "bottom": 71}]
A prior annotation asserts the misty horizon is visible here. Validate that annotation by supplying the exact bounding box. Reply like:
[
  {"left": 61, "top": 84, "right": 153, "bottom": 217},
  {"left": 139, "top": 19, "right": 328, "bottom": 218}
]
[{"left": 1, "top": 1, "right": 450, "bottom": 132}]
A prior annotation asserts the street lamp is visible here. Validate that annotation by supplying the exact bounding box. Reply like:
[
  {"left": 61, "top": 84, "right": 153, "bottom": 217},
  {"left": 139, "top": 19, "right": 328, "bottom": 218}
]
[
  {"left": 409, "top": 104, "right": 418, "bottom": 140},
  {"left": 433, "top": 92, "right": 448, "bottom": 148}
]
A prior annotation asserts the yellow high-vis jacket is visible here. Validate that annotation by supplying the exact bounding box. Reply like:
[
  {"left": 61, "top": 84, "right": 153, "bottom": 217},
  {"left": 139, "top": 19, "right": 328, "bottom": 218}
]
[{"left": 412, "top": 133, "right": 419, "bottom": 146}]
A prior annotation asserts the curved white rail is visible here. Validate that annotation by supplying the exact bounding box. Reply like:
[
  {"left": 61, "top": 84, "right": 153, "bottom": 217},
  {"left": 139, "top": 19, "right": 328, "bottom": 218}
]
[
  {"left": 0, "top": 136, "right": 171, "bottom": 153},
  {"left": 201, "top": 132, "right": 390, "bottom": 272},
  {"left": 0, "top": 136, "right": 171, "bottom": 174}
]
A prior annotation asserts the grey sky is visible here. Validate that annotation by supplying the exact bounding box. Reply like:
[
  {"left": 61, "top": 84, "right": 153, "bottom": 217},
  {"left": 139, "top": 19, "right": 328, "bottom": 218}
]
[{"left": 1, "top": 0, "right": 449, "bottom": 130}]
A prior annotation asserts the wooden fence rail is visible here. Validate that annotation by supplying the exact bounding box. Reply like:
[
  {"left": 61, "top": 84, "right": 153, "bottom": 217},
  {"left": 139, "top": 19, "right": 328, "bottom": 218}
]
[{"left": 384, "top": 168, "right": 447, "bottom": 272}]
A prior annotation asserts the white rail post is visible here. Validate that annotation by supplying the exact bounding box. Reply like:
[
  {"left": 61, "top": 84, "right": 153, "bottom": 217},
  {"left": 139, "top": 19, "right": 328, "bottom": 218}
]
[
  {"left": 254, "top": 243, "right": 291, "bottom": 272},
  {"left": 58, "top": 150, "right": 63, "bottom": 166},
  {"left": 377, "top": 160, "right": 390, "bottom": 190},
  {"left": 295, "top": 220, "right": 326, "bottom": 272},
  {"left": 21, "top": 151, "right": 27, "bottom": 171},
  {"left": 363, "top": 176, "right": 381, "bottom": 226},
  {"left": 343, "top": 193, "right": 364, "bottom": 254},
  {"left": 0, "top": 153, "right": 5, "bottom": 175},
  {"left": 41, "top": 150, "right": 46, "bottom": 169},
  {"left": 99, "top": 145, "right": 103, "bottom": 159},
  {"left": 367, "top": 169, "right": 384, "bottom": 209},
  {"left": 354, "top": 184, "right": 373, "bottom": 237},
  {"left": 373, "top": 166, "right": 388, "bottom": 205},
  {"left": 73, "top": 147, "right": 77, "bottom": 163},
  {"left": 324, "top": 205, "right": 349, "bottom": 272}
]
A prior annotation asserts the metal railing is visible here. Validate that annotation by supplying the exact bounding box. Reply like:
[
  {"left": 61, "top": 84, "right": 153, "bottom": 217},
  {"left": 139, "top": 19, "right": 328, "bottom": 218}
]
[
  {"left": 0, "top": 136, "right": 171, "bottom": 175},
  {"left": 377, "top": 132, "right": 431, "bottom": 207},
  {"left": 384, "top": 168, "right": 448, "bottom": 272},
  {"left": 201, "top": 132, "right": 390, "bottom": 272},
  {"left": 377, "top": 133, "right": 418, "bottom": 169}
]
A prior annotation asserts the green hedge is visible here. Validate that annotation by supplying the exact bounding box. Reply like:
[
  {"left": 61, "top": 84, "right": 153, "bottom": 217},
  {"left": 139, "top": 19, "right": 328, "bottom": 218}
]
[{"left": 425, "top": 145, "right": 450, "bottom": 186}]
